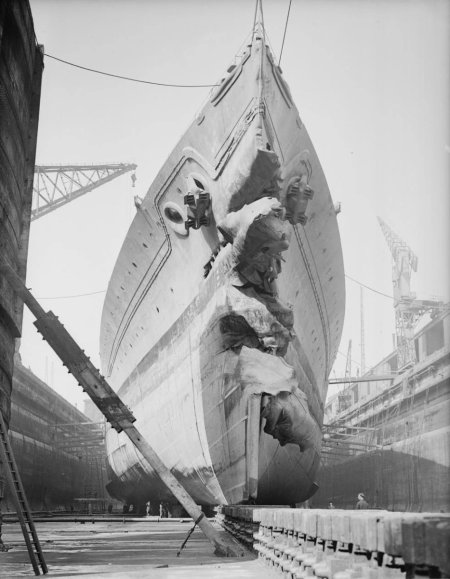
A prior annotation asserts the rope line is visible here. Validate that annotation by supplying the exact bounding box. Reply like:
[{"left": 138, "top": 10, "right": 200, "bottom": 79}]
[
  {"left": 346, "top": 274, "right": 449, "bottom": 308},
  {"left": 37, "top": 289, "right": 106, "bottom": 300},
  {"left": 33, "top": 275, "right": 390, "bottom": 302},
  {"left": 278, "top": 0, "right": 292, "bottom": 66},
  {"left": 345, "top": 274, "right": 393, "bottom": 300},
  {"left": 44, "top": 53, "right": 219, "bottom": 88},
  {"left": 37, "top": 275, "right": 448, "bottom": 306},
  {"left": 337, "top": 349, "right": 362, "bottom": 369}
]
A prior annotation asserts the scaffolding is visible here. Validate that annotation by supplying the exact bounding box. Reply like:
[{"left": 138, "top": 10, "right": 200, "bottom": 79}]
[
  {"left": 321, "top": 423, "right": 380, "bottom": 465},
  {"left": 51, "top": 421, "right": 108, "bottom": 512}
]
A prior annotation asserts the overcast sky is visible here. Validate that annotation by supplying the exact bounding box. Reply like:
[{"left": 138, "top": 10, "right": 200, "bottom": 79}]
[{"left": 22, "top": 0, "right": 450, "bottom": 408}]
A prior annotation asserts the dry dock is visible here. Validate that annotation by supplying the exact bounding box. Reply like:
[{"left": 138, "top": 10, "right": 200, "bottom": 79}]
[
  {"left": 0, "top": 2, "right": 448, "bottom": 579},
  {"left": 0, "top": 517, "right": 260, "bottom": 578},
  {"left": 1, "top": 508, "right": 450, "bottom": 578}
]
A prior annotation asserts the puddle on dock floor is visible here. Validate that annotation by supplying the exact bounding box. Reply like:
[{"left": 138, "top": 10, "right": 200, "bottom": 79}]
[{"left": 0, "top": 519, "right": 275, "bottom": 578}]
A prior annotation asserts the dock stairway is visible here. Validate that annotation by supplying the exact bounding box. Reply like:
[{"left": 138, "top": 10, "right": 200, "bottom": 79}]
[{"left": 0, "top": 411, "right": 48, "bottom": 575}]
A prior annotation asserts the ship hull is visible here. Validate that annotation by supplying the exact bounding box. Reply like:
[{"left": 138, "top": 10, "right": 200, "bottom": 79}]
[
  {"left": 105, "top": 264, "right": 325, "bottom": 506},
  {"left": 101, "top": 35, "right": 345, "bottom": 507}
]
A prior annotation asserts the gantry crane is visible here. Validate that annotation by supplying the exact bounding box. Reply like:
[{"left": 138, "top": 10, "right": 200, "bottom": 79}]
[
  {"left": 32, "top": 163, "right": 137, "bottom": 221},
  {"left": 377, "top": 217, "right": 443, "bottom": 369}
]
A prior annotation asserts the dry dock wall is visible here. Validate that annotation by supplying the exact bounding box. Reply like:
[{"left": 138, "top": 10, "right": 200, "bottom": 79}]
[
  {"left": 4, "top": 360, "right": 109, "bottom": 511},
  {"left": 316, "top": 320, "right": 450, "bottom": 514},
  {"left": 313, "top": 440, "right": 450, "bottom": 514},
  {"left": 0, "top": 0, "right": 43, "bottom": 509},
  {"left": 218, "top": 506, "right": 450, "bottom": 578}
]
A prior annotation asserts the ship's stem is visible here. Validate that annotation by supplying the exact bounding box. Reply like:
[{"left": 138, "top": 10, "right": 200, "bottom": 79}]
[{"left": 246, "top": 394, "right": 261, "bottom": 501}]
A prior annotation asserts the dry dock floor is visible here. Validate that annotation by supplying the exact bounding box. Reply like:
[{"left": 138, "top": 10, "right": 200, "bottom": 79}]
[{"left": 0, "top": 517, "right": 273, "bottom": 578}]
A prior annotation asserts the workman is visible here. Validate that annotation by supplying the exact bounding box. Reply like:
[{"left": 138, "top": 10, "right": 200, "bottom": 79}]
[{"left": 356, "top": 493, "right": 369, "bottom": 509}]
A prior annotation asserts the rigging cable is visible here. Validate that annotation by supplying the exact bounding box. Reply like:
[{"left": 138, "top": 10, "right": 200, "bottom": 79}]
[
  {"left": 336, "top": 349, "right": 361, "bottom": 370},
  {"left": 278, "top": 0, "right": 293, "bottom": 66},
  {"left": 37, "top": 289, "right": 106, "bottom": 300},
  {"left": 36, "top": 275, "right": 449, "bottom": 308},
  {"left": 345, "top": 274, "right": 393, "bottom": 300},
  {"left": 44, "top": 53, "right": 219, "bottom": 88},
  {"left": 34, "top": 275, "right": 391, "bottom": 302},
  {"left": 346, "top": 274, "right": 449, "bottom": 309}
]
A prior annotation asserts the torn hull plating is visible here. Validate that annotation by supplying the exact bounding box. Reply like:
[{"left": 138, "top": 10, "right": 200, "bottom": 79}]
[{"left": 100, "top": 36, "right": 345, "bottom": 507}]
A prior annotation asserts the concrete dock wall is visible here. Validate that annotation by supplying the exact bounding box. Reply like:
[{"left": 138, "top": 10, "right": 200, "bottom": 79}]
[{"left": 0, "top": 0, "right": 43, "bottom": 514}]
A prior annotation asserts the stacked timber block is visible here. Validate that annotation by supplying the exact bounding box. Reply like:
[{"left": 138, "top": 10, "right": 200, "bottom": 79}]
[
  {"left": 216, "top": 505, "right": 280, "bottom": 548},
  {"left": 218, "top": 507, "right": 450, "bottom": 578}
]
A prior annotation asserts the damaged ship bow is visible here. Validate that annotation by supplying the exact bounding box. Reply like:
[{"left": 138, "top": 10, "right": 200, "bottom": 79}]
[{"left": 100, "top": 16, "right": 345, "bottom": 509}]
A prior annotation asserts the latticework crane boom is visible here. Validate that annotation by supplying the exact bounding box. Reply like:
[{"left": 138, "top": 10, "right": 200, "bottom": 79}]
[
  {"left": 377, "top": 217, "right": 418, "bottom": 306},
  {"left": 377, "top": 216, "right": 443, "bottom": 369},
  {"left": 32, "top": 163, "right": 137, "bottom": 221}
]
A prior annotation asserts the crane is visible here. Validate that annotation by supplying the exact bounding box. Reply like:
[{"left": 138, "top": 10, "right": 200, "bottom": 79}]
[
  {"left": 32, "top": 163, "right": 137, "bottom": 221},
  {"left": 377, "top": 217, "right": 443, "bottom": 369}
]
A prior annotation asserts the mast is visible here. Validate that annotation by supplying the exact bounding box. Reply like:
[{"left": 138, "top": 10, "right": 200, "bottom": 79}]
[
  {"left": 252, "top": 0, "right": 266, "bottom": 95},
  {"left": 252, "top": 0, "right": 266, "bottom": 45},
  {"left": 360, "top": 287, "right": 366, "bottom": 375}
]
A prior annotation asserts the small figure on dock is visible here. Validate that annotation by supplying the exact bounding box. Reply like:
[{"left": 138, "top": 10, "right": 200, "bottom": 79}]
[
  {"left": 159, "top": 502, "right": 168, "bottom": 518},
  {"left": 328, "top": 501, "right": 335, "bottom": 509},
  {"left": 356, "top": 493, "right": 369, "bottom": 509},
  {"left": 107, "top": 503, "right": 113, "bottom": 514},
  {"left": 146, "top": 501, "right": 151, "bottom": 517}
]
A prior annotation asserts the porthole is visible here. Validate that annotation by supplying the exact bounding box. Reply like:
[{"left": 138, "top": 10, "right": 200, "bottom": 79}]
[{"left": 163, "top": 201, "right": 188, "bottom": 236}]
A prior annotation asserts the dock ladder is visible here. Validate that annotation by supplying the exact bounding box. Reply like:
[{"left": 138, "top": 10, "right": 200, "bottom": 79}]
[{"left": 0, "top": 411, "right": 48, "bottom": 575}]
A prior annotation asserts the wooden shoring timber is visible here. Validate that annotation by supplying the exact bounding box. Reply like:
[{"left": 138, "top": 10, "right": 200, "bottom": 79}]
[{"left": 0, "top": 262, "right": 246, "bottom": 558}]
